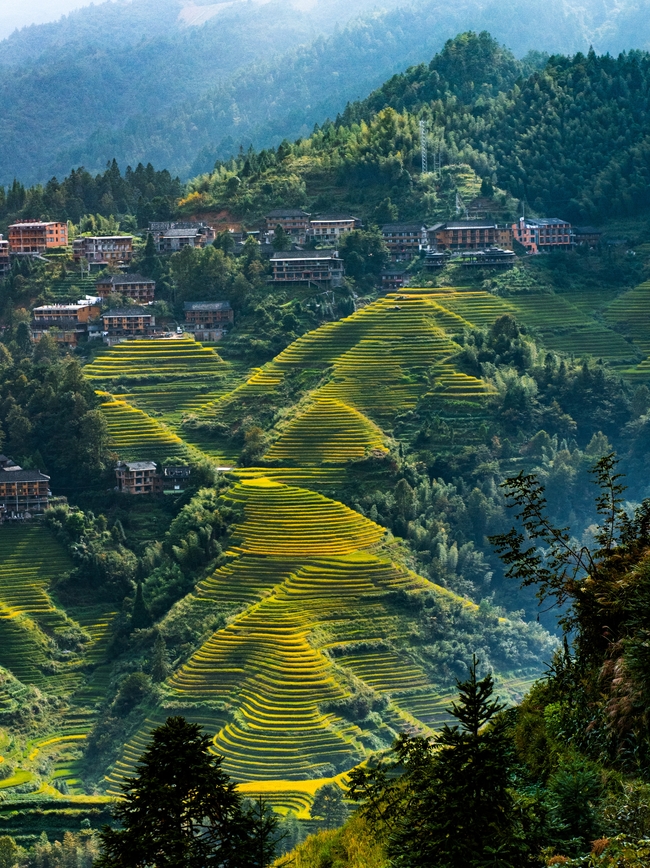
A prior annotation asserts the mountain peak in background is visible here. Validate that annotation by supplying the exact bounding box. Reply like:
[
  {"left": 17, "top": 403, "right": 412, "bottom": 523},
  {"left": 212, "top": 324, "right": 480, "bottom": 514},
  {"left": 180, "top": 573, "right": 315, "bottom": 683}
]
[{"left": 2, "top": 0, "right": 650, "bottom": 187}]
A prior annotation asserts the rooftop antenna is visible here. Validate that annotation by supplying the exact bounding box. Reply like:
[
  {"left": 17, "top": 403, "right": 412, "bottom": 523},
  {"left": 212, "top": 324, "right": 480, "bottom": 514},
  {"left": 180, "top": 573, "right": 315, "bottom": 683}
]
[{"left": 419, "top": 119, "right": 428, "bottom": 175}]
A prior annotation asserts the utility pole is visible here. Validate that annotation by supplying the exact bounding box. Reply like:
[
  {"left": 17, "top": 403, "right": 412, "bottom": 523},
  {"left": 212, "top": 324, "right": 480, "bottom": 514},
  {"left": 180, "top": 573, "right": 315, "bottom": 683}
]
[{"left": 419, "top": 119, "right": 428, "bottom": 175}]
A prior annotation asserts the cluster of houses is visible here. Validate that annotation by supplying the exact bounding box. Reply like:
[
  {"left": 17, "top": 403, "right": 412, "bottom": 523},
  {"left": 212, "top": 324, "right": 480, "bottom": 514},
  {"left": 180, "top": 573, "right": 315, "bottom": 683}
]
[
  {"left": 0, "top": 452, "right": 196, "bottom": 521},
  {"left": 262, "top": 210, "right": 594, "bottom": 289},
  {"left": 7, "top": 212, "right": 599, "bottom": 347},
  {"left": 0, "top": 219, "right": 221, "bottom": 277},
  {"left": 115, "top": 461, "right": 192, "bottom": 495},
  {"left": 31, "top": 285, "right": 234, "bottom": 347}
]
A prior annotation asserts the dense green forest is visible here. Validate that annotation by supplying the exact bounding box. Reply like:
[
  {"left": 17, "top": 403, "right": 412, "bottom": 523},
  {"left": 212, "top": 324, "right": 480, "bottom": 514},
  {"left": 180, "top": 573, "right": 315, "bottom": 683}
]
[
  {"left": 176, "top": 33, "right": 650, "bottom": 224},
  {"left": 3, "top": 0, "right": 650, "bottom": 184},
  {"left": 8, "top": 33, "right": 650, "bottom": 229}
]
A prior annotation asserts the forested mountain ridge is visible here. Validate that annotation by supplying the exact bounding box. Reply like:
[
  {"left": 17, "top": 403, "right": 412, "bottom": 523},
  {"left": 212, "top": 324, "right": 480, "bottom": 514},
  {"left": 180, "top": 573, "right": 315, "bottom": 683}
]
[
  {"left": 178, "top": 34, "right": 650, "bottom": 224},
  {"left": 4, "top": 0, "right": 650, "bottom": 185},
  {"left": 4, "top": 33, "right": 650, "bottom": 229}
]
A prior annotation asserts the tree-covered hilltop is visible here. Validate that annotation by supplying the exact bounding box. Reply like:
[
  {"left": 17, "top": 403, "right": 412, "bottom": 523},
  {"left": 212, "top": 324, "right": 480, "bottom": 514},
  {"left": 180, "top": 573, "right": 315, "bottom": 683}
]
[
  {"left": 4, "top": 0, "right": 650, "bottom": 185},
  {"left": 181, "top": 32, "right": 650, "bottom": 224},
  {"left": 0, "top": 160, "right": 182, "bottom": 231},
  {"left": 6, "top": 33, "right": 650, "bottom": 228}
]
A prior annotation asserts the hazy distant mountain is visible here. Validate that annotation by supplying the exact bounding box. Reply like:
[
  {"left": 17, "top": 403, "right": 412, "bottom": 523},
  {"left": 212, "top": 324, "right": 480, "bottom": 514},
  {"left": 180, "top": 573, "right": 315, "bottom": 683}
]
[{"left": 2, "top": 0, "right": 650, "bottom": 186}]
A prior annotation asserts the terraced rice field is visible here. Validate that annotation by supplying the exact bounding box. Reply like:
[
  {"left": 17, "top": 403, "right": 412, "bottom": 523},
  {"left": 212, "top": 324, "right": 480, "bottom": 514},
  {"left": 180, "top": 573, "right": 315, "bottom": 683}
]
[
  {"left": 107, "top": 479, "right": 470, "bottom": 791},
  {"left": 85, "top": 338, "right": 248, "bottom": 462},
  {"left": 101, "top": 398, "right": 195, "bottom": 462},
  {"left": 599, "top": 280, "right": 650, "bottom": 377},
  {"left": 434, "top": 290, "right": 516, "bottom": 326},
  {"left": 265, "top": 398, "right": 387, "bottom": 464},
  {"left": 84, "top": 337, "right": 228, "bottom": 385},
  {"left": 0, "top": 525, "right": 81, "bottom": 697}
]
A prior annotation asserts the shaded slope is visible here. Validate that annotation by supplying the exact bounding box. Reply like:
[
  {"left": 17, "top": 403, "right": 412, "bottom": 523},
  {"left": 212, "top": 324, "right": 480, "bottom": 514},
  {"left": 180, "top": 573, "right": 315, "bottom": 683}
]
[
  {"left": 265, "top": 398, "right": 388, "bottom": 464},
  {"left": 106, "top": 478, "right": 551, "bottom": 795}
]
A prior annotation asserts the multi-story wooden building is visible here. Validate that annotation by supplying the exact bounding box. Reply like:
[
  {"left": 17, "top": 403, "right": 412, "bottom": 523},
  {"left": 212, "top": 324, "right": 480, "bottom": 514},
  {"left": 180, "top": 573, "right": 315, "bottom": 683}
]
[
  {"left": 115, "top": 461, "right": 162, "bottom": 495},
  {"left": 163, "top": 465, "right": 192, "bottom": 491},
  {"left": 32, "top": 298, "right": 102, "bottom": 346},
  {"left": 381, "top": 224, "right": 427, "bottom": 260},
  {"left": 0, "top": 235, "right": 9, "bottom": 277},
  {"left": 307, "top": 216, "right": 358, "bottom": 244},
  {"left": 9, "top": 221, "right": 68, "bottom": 254},
  {"left": 574, "top": 226, "right": 602, "bottom": 247},
  {"left": 266, "top": 209, "right": 311, "bottom": 243},
  {"left": 183, "top": 301, "right": 234, "bottom": 327},
  {"left": 270, "top": 250, "right": 344, "bottom": 285},
  {"left": 511, "top": 217, "right": 574, "bottom": 253},
  {"left": 0, "top": 468, "right": 50, "bottom": 515},
  {"left": 381, "top": 268, "right": 410, "bottom": 291},
  {"left": 33, "top": 300, "right": 101, "bottom": 326},
  {"left": 149, "top": 222, "right": 215, "bottom": 253},
  {"left": 183, "top": 301, "right": 233, "bottom": 340},
  {"left": 73, "top": 235, "right": 133, "bottom": 266},
  {"left": 96, "top": 273, "right": 155, "bottom": 301},
  {"left": 428, "top": 221, "right": 513, "bottom": 251},
  {"left": 102, "top": 307, "right": 156, "bottom": 342}
]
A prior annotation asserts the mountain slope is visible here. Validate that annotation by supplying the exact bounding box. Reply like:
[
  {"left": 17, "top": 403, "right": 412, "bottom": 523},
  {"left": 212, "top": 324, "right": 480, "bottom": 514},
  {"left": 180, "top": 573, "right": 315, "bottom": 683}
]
[
  {"left": 180, "top": 33, "right": 650, "bottom": 223},
  {"left": 4, "top": 0, "right": 650, "bottom": 185},
  {"left": 105, "top": 476, "right": 551, "bottom": 801}
]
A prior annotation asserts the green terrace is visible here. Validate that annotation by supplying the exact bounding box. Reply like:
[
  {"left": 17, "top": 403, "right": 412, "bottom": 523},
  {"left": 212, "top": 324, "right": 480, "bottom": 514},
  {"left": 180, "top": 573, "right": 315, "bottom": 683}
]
[{"left": 105, "top": 478, "right": 541, "bottom": 800}]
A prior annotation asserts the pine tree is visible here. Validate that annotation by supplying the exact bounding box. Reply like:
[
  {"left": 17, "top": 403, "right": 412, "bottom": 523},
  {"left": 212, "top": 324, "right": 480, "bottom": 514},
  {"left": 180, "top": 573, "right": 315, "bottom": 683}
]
[
  {"left": 150, "top": 632, "right": 170, "bottom": 683},
  {"left": 96, "top": 717, "right": 250, "bottom": 868},
  {"left": 311, "top": 783, "right": 347, "bottom": 829},
  {"left": 349, "top": 657, "right": 521, "bottom": 868},
  {"left": 272, "top": 224, "right": 290, "bottom": 251},
  {"left": 130, "top": 582, "right": 151, "bottom": 630},
  {"left": 245, "top": 796, "right": 284, "bottom": 867}
]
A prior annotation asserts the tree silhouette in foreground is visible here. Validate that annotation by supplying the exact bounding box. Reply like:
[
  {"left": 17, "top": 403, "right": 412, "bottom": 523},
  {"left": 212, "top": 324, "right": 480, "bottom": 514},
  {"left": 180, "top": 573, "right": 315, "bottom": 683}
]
[
  {"left": 97, "top": 716, "right": 280, "bottom": 868},
  {"left": 348, "top": 658, "right": 521, "bottom": 868}
]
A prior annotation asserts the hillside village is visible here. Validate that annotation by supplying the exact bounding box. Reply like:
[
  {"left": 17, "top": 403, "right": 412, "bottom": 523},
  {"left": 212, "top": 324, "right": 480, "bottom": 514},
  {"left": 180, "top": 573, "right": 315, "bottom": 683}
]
[
  {"left": 0, "top": 206, "right": 615, "bottom": 519},
  {"left": 4, "top": 28, "right": 650, "bottom": 868},
  {"left": 1, "top": 210, "right": 589, "bottom": 346}
]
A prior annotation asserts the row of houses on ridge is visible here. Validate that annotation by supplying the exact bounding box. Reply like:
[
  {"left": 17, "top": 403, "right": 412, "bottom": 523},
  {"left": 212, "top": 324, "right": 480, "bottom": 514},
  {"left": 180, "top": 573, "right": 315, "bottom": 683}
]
[{"left": 381, "top": 217, "right": 576, "bottom": 260}]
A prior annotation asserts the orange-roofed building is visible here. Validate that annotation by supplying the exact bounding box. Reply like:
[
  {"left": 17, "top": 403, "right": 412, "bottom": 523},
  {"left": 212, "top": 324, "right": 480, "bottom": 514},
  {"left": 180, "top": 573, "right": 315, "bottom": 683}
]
[{"left": 9, "top": 221, "right": 68, "bottom": 254}]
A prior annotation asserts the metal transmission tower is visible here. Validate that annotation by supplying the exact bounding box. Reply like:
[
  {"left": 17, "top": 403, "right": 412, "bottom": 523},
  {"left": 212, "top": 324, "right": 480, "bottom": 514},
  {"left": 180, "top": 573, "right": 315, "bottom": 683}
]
[{"left": 419, "top": 119, "right": 428, "bottom": 174}]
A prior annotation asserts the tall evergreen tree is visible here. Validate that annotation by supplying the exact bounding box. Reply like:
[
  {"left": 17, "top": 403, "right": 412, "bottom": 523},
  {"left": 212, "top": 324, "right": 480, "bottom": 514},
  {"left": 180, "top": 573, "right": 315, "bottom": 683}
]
[
  {"left": 130, "top": 581, "right": 151, "bottom": 630},
  {"left": 349, "top": 658, "right": 521, "bottom": 867},
  {"left": 96, "top": 717, "right": 250, "bottom": 868}
]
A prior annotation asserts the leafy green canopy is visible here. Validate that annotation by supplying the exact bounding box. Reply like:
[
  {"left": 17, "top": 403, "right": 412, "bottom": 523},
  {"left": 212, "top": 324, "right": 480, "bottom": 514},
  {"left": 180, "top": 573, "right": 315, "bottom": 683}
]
[
  {"left": 348, "top": 658, "right": 520, "bottom": 868},
  {"left": 491, "top": 454, "right": 650, "bottom": 772},
  {"left": 97, "top": 716, "right": 280, "bottom": 868},
  {"left": 0, "top": 159, "right": 181, "bottom": 228},
  {"left": 187, "top": 33, "right": 650, "bottom": 224}
]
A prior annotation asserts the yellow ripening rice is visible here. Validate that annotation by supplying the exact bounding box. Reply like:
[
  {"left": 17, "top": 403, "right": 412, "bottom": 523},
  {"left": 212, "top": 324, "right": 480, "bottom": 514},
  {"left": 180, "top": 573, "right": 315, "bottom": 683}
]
[
  {"left": 225, "top": 478, "right": 384, "bottom": 557},
  {"left": 265, "top": 398, "right": 387, "bottom": 465},
  {"left": 83, "top": 338, "right": 226, "bottom": 382}
]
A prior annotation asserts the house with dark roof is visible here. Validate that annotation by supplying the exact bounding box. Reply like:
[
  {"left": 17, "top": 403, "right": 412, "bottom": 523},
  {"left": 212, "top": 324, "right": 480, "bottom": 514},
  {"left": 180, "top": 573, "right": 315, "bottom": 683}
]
[
  {"left": 428, "top": 221, "right": 513, "bottom": 251},
  {"left": 270, "top": 250, "right": 344, "bottom": 286},
  {"left": 266, "top": 209, "right": 311, "bottom": 242},
  {"left": 115, "top": 461, "right": 162, "bottom": 495},
  {"left": 381, "top": 223, "right": 427, "bottom": 259},
  {"left": 102, "top": 307, "right": 156, "bottom": 343},
  {"left": 0, "top": 468, "right": 50, "bottom": 516},
  {"left": 183, "top": 301, "right": 233, "bottom": 341},
  {"left": 149, "top": 222, "right": 215, "bottom": 253},
  {"left": 96, "top": 273, "right": 155, "bottom": 302}
]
